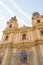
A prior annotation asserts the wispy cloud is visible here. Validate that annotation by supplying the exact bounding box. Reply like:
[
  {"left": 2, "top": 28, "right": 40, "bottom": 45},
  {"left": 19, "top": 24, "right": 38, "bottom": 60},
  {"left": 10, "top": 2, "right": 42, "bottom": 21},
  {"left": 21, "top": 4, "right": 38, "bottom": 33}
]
[
  {"left": 9, "top": 0, "right": 31, "bottom": 21},
  {"left": 0, "top": 1, "right": 29, "bottom": 26}
]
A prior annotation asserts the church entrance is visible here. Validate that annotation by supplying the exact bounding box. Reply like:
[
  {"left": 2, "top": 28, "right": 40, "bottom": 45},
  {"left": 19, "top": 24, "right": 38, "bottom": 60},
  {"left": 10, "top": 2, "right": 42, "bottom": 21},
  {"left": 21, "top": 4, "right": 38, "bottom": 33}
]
[{"left": 9, "top": 50, "right": 34, "bottom": 65}]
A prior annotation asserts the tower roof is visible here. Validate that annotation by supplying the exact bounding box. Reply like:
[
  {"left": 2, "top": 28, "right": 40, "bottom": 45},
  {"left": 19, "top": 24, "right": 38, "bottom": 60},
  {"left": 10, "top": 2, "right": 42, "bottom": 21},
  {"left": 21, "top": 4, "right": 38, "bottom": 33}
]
[
  {"left": 11, "top": 16, "right": 17, "bottom": 20},
  {"left": 32, "top": 12, "right": 40, "bottom": 17}
]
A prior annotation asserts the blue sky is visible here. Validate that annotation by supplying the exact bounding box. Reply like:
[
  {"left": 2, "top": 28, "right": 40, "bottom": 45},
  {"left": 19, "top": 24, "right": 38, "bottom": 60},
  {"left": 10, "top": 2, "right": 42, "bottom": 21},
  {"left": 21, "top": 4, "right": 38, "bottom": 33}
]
[{"left": 0, "top": 0, "right": 43, "bottom": 40}]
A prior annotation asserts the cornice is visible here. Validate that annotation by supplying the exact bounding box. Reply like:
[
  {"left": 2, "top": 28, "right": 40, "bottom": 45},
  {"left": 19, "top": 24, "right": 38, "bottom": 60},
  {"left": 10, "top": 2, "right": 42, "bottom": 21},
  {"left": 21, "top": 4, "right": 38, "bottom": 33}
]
[
  {"left": 3, "top": 27, "right": 35, "bottom": 34},
  {"left": 3, "top": 22, "right": 43, "bottom": 34},
  {"left": 0, "top": 39, "right": 43, "bottom": 49},
  {"left": 33, "top": 23, "right": 43, "bottom": 27},
  {"left": 32, "top": 15, "right": 41, "bottom": 19}
]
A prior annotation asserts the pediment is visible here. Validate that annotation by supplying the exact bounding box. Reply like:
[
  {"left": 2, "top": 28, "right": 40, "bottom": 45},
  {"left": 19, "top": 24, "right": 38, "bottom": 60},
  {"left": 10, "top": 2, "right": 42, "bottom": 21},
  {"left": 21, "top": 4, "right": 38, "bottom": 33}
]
[{"left": 20, "top": 25, "right": 32, "bottom": 30}]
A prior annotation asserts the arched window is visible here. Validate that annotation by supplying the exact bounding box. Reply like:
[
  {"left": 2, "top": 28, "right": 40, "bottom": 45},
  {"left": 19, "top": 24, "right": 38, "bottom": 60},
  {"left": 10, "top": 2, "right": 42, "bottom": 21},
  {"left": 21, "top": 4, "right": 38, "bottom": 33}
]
[
  {"left": 9, "top": 24, "right": 12, "bottom": 28},
  {"left": 37, "top": 20, "right": 40, "bottom": 23},
  {"left": 41, "top": 30, "right": 43, "bottom": 35},
  {"left": 20, "top": 50, "right": 27, "bottom": 63},
  {"left": 5, "top": 35, "right": 9, "bottom": 40},
  {"left": 22, "top": 34, "right": 26, "bottom": 40}
]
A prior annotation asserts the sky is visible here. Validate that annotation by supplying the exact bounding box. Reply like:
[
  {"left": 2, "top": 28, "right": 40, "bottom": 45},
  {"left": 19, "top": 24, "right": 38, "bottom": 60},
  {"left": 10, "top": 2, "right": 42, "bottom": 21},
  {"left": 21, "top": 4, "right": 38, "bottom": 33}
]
[{"left": 0, "top": 0, "right": 43, "bottom": 40}]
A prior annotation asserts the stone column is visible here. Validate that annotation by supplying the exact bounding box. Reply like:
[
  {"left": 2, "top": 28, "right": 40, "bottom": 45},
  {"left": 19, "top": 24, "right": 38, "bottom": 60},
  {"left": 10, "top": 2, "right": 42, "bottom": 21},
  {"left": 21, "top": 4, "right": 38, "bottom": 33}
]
[
  {"left": 28, "top": 31, "right": 30, "bottom": 41},
  {"left": 30, "top": 31, "right": 34, "bottom": 41},
  {"left": 2, "top": 48, "right": 11, "bottom": 65},
  {"left": 35, "top": 44, "right": 43, "bottom": 65},
  {"left": 9, "top": 33, "right": 14, "bottom": 42},
  {"left": 17, "top": 32, "right": 20, "bottom": 42},
  {"left": 1, "top": 34, "right": 6, "bottom": 42},
  {"left": 36, "top": 29, "right": 40, "bottom": 39}
]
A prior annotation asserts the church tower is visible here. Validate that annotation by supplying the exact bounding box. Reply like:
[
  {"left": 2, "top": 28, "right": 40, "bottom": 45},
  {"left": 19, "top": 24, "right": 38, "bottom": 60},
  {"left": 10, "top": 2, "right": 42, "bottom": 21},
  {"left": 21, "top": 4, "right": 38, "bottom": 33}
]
[{"left": 0, "top": 12, "right": 43, "bottom": 65}]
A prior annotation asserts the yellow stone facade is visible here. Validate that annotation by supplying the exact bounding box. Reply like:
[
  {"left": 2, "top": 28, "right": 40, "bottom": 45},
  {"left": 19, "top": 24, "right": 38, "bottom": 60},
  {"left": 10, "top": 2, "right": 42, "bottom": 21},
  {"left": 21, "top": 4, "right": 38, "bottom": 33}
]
[{"left": 0, "top": 12, "right": 43, "bottom": 65}]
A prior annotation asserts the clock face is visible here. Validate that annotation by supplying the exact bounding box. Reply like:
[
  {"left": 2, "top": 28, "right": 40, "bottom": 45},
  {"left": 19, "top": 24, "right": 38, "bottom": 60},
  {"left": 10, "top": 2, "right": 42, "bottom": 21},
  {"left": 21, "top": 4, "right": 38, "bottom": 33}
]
[{"left": 20, "top": 50, "right": 27, "bottom": 63}]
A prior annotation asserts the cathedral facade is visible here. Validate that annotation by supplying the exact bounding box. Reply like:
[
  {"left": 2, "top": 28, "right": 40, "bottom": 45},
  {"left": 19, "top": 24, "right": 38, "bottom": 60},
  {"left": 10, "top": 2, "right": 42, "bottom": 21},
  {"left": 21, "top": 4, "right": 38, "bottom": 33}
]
[{"left": 0, "top": 12, "right": 43, "bottom": 65}]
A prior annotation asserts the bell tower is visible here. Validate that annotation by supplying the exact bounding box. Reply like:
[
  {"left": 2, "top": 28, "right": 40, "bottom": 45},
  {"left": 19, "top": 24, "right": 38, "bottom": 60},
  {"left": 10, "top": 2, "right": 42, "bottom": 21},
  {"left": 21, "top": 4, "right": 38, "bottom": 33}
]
[
  {"left": 1, "top": 16, "right": 18, "bottom": 42},
  {"left": 32, "top": 12, "right": 43, "bottom": 27},
  {"left": 7, "top": 16, "right": 18, "bottom": 29}
]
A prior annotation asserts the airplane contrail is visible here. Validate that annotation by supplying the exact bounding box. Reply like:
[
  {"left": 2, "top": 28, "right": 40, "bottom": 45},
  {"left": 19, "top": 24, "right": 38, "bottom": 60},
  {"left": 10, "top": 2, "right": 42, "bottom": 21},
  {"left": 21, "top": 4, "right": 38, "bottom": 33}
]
[
  {"left": 9, "top": 0, "right": 31, "bottom": 21},
  {"left": 0, "top": 1, "right": 15, "bottom": 16},
  {"left": 0, "top": 1, "right": 29, "bottom": 26}
]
